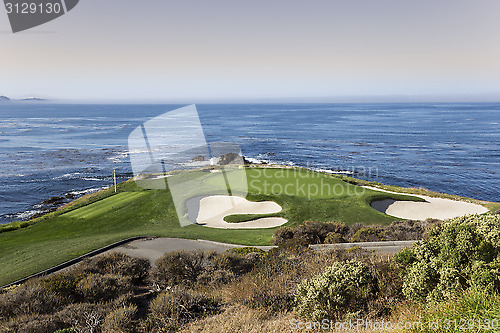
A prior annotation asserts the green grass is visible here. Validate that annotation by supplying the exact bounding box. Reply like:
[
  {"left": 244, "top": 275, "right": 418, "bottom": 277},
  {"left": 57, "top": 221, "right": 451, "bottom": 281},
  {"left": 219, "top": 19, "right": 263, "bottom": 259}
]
[
  {"left": 223, "top": 213, "right": 283, "bottom": 223},
  {"left": 0, "top": 167, "right": 489, "bottom": 286},
  {"left": 63, "top": 192, "right": 148, "bottom": 219}
]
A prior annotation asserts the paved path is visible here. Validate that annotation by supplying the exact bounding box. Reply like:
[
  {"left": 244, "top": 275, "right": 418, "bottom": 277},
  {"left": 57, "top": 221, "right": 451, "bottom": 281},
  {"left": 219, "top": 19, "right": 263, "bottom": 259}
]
[
  {"left": 311, "top": 240, "right": 416, "bottom": 254},
  {"left": 2, "top": 237, "right": 417, "bottom": 288},
  {"left": 113, "top": 238, "right": 275, "bottom": 263},
  {"left": 112, "top": 238, "right": 416, "bottom": 263}
]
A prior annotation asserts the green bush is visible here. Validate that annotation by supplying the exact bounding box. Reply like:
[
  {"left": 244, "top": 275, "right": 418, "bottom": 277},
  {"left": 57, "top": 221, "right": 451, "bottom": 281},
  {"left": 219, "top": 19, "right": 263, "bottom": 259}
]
[
  {"left": 0, "top": 224, "right": 18, "bottom": 233},
  {"left": 394, "top": 214, "right": 500, "bottom": 303},
  {"left": 228, "top": 247, "right": 266, "bottom": 256},
  {"left": 294, "top": 260, "right": 376, "bottom": 321}
]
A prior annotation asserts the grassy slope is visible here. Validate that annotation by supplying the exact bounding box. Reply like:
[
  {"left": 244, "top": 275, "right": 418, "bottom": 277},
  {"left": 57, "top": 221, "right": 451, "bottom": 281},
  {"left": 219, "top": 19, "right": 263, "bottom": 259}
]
[{"left": 0, "top": 167, "right": 485, "bottom": 286}]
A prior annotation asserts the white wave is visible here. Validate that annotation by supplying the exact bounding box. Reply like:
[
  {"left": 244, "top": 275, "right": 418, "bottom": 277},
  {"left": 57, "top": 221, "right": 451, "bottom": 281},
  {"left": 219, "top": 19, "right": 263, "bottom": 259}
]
[
  {"left": 69, "top": 186, "right": 108, "bottom": 196},
  {"left": 11, "top": 209, "right": 44, "bottom": 220},
  {"left": 53, "top": 172, "right": 84, "bottom": 180},
  {"left": 315, "top": 168, "right": 354, "bottom": 175}
]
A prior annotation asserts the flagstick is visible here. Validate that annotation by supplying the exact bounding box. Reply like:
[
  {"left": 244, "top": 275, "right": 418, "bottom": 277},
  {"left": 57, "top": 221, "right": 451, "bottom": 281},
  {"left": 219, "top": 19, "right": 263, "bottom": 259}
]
[{"left": 113, "top": 169, "right": 117, "bottom": 193}]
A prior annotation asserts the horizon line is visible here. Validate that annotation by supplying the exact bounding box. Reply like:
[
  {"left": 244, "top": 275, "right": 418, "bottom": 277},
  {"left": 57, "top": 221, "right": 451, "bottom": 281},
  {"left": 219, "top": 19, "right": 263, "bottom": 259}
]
[{"left": 3, "top": 93, "right": 500, "bottom": 104}]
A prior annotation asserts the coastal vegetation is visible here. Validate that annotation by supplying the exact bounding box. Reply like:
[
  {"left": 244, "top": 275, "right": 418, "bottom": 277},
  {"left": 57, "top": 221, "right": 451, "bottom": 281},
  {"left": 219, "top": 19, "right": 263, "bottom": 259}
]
[
  {"left": 271, "top": 219, "right": 437, "bottom": 245},
  {"left": 1, "top": 213, "right": 498, "bottom": 332}
]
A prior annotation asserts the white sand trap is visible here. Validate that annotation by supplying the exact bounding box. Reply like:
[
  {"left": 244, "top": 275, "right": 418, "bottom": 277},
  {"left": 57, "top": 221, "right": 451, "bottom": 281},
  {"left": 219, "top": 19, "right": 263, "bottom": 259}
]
[
  {"left": 195, "top": 195, "right": 287, "bottom": 229},
  {"left": 366, "top": 186, "right": 489, "bottom": 220}
]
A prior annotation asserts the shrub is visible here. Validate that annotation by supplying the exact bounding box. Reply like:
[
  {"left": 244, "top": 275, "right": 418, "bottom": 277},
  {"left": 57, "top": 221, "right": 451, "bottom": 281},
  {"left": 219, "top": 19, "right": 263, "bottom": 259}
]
[
  {"left": 392, "top": 288, "right": 500, "bottom": 333},
  {"left": 76, "top": 274, "right": 131, "bottom": 302},
  {"left": 349, "top": 226, "right": 388, "bottom": 242},
  {"left": 110, "top": 292, "right": 135, "bottom": 310},
  {"left": 0, "top": 225, "right": 18, "bottom": 233},
  {"left": 324, "top": 232, "right": 346, "bottom": 243},
  {"left": 78, "top": 252, "right": 150, "bottom": 282},
  {"left": 0, "top": 281, "right": 63, "bottom": 318},
  {"left": 1, "top": 313, "right": 65, "bottom": 333},
  {"left": 148, "top": 287, "right": 220, "bottom": 331},
  {"left": 348, "top": 220, "right": 435, "bottom": 243},
  {"left": 228, "top": 247, "right": 266, "bottom": 256},
  {"left": 151, "top": 250, "right": 205, "bottom": 288},
  {"left": 242, "top": 252, "right": 264, "bottom": 270},
  {"left": 209, "top": 252, "right": 254, "bottom": 275},
  {"left": 369, "top": 261, "right": 404, "bottom": 318},
  {"left": 394, "top": 214, "right": 500, "bottom": 303},
  {"left": 389, "top": 219, "right": 439, "bottom": 241},
  {"left": 244, "top": 292, "right": 295, "bottom": 313},
  {"left": 43, "top": 273, "right": 87, "bottom": 299},
  {"left": 272, "top": 221, "right": 349, "bottom": 245},
  {"left": 274, "top": 237, "right": 310, "bottom": 255},
  {"left": 197, "top": 269, "right": 235, "bottom": 286},
  {"left": 271, "top": 226, "right": 295, "bottom": 245},
  {"left": 262, "top": 244, "right": 309, "bottom": 277},
  {"left": 101, "top": 305, "right": 137, "bottom": 333},
  {"left": 227, "top": 248, "right": 309, "bottom": 308},
  {"left": 294, "top": 260, "right": 377, "bottom": 321},
  {"left": 55, "top": 303, "right": 108, "bottom": 333}
]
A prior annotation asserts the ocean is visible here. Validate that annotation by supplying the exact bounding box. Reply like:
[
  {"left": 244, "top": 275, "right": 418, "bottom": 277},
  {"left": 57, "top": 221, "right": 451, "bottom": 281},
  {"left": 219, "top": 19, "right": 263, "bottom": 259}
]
[{"left": 0, "top": 103, "right": 499, "bottom": 224}]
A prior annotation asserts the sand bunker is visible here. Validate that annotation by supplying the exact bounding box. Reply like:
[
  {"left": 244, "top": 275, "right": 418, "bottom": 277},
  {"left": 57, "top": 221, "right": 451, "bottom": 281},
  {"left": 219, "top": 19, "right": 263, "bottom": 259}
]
[
  {"left": 367, "top": 186, "right": 489, "bottom": 220},
  {"left": 191, "top": 195, "right": 287, "bottom": 229}
]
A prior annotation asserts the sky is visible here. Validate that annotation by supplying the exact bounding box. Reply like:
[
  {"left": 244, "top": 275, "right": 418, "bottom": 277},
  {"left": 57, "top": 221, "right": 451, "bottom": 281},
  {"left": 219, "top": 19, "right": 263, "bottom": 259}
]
[{"left": 1, "top": 0, "right": 500, "bottom": 102}]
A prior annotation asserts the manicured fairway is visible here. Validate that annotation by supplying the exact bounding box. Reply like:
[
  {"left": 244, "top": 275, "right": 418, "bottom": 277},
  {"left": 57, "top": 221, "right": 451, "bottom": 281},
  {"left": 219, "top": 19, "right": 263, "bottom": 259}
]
[{"left": 63, "top": 192, "right": 148, "bottom": 219}]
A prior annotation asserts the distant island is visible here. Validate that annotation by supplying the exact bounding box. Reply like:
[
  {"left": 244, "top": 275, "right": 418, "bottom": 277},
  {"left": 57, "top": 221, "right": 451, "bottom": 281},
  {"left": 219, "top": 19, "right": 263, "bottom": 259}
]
[
  {"left": 0, "top": 95, "right": 47, "bottom": 102},
  {"left": 21, "top": 97, "right": 46, "bottom": 102}
]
